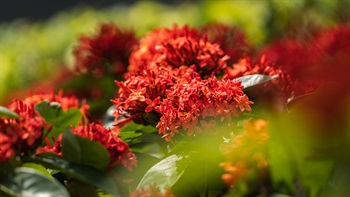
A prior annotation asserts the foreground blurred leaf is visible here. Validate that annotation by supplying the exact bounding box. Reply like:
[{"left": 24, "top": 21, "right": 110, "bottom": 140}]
[
  {"left": 27, "top": 155, "right": 121, "bottom": 197},
  {"left": 0, "top": 167, "right": 69, "bottom": 197},
  {"left": 62, "top": 129, "right": 110, "bottom": 170},
  {"left": 0, "top": 106, "right": 19, "bottom": 119},
  {"left": 137, "top": 153, "right": 191, "bottom": 192},
  {"left": 35, "top": 101, "right": 84, "bottom": 142},
  {"left": 233, "top": 74, "right": 278, "bottom": 89}
]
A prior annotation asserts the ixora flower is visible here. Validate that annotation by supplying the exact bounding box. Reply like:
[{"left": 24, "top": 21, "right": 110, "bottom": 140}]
[
  {"left": 0, "top": 132, "right": 15, "bottom": 165},
  {"left": 127, "top": 25, "right": 229, "bottom": 78},
  {"left": 41, "top": 123, "right": 137, "bottom": 170},
  {"left": 1, "top": 100, "right": 48, "bottom": 157},
  {"left": 199, "top": 23, "right": 253, "bottom": 64},
  {"left": 220, "top": 119, "right": 269, "bottom": 187},
  {"left": 73, "top": 22, "right": 138, "bottom": 77},
  {"left": 130, "top": 184, "right": 176, "bottom": 197},
  {"left": 15, "top": 90, "right": 90, "bottom": 116},
  {"left": 157, "top": 74, "right": 253, "bottom": 140}
]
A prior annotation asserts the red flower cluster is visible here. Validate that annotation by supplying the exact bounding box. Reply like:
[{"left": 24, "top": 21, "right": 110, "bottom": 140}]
[
  {"left": 0, "top": 91, "right": 91, "bottom": 164},
  {"left": 16, "top": 91, "right": 90, "bottom": 116},
  {"left": 130, "top": 184, "right": 176, "bottom": 197},
  {"left": 220, "top": 119, "right": 269, "bottom": 187},
  {"left": 128, "top": 25, "right": 229, "bottom": 78},
  {"left": 0, "top": 132, "right": 14, "bottom": 165},
  {"left": 1, "top": 100, "right": 48, "bottom": 162},
  {"left": 157, "top": 74, "right": 252, "bottom": 140},
  {"left": 113, "top": 25, "right": 254, "bottom": 140},
  {"left": 259, "top": 24, "right": 350, "bottom": 97},
  {"left": 41, "top": 123, "right": 137, "bottom": 170},
  {"left": 74, "top": 22, "right": 138, "bottom": 77},
  {"left": 199, "top": 23, "right": 253, "bottom": 64}
]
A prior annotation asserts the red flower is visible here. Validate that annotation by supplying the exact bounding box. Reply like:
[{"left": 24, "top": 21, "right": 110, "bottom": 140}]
[
  {"left": 128, "top": 25, "right": 229, "bottom": 78},
  {"left": 14, "top": 90, "right": 90, "bottom": 116},
  {"left": 41, "top": 123, "right": 137, "bottom": 170},
  {"left": 74, "top": 22, "right": 137, "bottom": 77},
  {"left": 0, "top": 132, "right": 14, "bottom": 165},
  {"left": 199, "top": 23, "right": 253, "bottom": 64},
  {"left": 156, "top": 74, "right": 253, "bottom": 141},
  {"left": 1, "top": 100, "right": 48, "bottom": 156}
]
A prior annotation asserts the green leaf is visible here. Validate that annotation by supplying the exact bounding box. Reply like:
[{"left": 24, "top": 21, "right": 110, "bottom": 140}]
[
  {"left": 0, "top": 106, "right": 19, "bottom": 119},
  {"left": 62, "top": 129, "right": 110, "bottom": 170},
  {"left": 27, "top": 156, "right": 121, "bottom": 197},
  {"left": 22, "top": 163, "right": 52, "bottom": 177},
  {"left": 137, "top": 153, "right": 191, "bottom": 192},
  {"left": 35, "top": 101, "right": 85, "bottom": 142},
  {"left": 0, "top": 167, "right": 69, "bottom": 197},
  {"left": 67, "top": 180, "right": 99, "bottom": 197},
  {"left": 233, "top": 74, "right": 278, "bottom": 89}
]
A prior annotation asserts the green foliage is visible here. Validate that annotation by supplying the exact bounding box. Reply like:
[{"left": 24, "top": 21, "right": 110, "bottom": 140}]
[
  {"left": 137, "top": 153, "right": 191, "bottom": 192},
  {"left": 0, "top": 167, "right": 70, "bottom": 197},
  {"left": 27, "top": 155, "right": 121, "bottom": 197},
  {"left": 35, "top": 101, "right": 85, "bottom": 142},
  {"left": 62, "top": 129, "right": 110, "bottom": 170},
  {"left": 0, "top": 106, "right": 19, "bottom": 119}
]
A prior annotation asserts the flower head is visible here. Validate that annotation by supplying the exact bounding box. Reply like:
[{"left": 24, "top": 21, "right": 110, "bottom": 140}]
[
  {"left": 0, "top": 132, "right": 14, "bottom": 165},
  {"left": 128, "top": 25, "right": 229, "bottom": 78},
  {"left": 40, "top": 123, "right": 137, "bottom": 170},
  {"left": 14, "top": 90, "right": 90, "bottom": 116},
  {"left": 1, "top": 100, "right": 48, "bottom": 156},
  {"left": 156, "top": 75, "right": 253, "bottom": 140},
  {"left": 199, "top": 23, "right": 253, "bottom": 64},
  {"left": 74, "top": 22, "right": 137, "bottom": 77}
]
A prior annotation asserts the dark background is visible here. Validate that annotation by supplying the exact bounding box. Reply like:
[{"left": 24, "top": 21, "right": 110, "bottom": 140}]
[{"left": 0, "top": 0, "right": 190, "bottom": 23}]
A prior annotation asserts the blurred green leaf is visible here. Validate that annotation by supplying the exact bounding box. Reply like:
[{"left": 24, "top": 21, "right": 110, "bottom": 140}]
[
  {"left": 137, "top": 153, "right": 191, "bottom": 192},
  {"left": 67, "top": 180, "right": 99, "bottom": 197},
  {"left": 0, "top": 106, "right": 19, "bottom": 119},
  {"left": 27, "top": 155, "right": 121, "bottom": 197},
  {"left": 62, "top": 129, "right": 110, "bottom": 170},
  {"left": 0, "top": 167, "right": 69, "bottom": 197}
]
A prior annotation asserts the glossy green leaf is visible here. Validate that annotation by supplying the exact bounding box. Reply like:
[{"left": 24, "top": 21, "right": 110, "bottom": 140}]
[
  {"left": 28, "top": 156, "right": 121, "bottom": 197},
  {"left": 35, "top": 101, "right": 85, "bottom": 142},
  {"left": 0, "top": 106, "right": 19, "bottom": 119},
  {"left": 22, "top": 163, "right": 52, "bottom": 177},
  {"left": 233, "top": 74, "right": 278, "bottom": 89},
  {"left": 137, "top": 154, "right": 191, "bottom": 192},
  {"left": 0, "top": 167, "right": 69, "bottom": 197},
  {"left": 62, "top": 129, "right": 110, "bottom": 170}
]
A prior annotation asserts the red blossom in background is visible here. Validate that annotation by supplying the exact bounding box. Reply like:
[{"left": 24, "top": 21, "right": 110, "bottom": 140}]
[
  {"left": 258, "top": 24, "right": 350, "bottom": 97},
  {"left": 220, "top": 119, "right": 269, "bottom": 187},
  {"left": 128, "top": 25, "right": 229, "bottom": 78},
  {"left": 74, "top": 22, "right": 138, "bottom": 78},
  {"left": 199, "top": 23, "right": 253, "bottom": 64},
  {"left": 40, "top": 123, "right": 137, "bottom": 170}
]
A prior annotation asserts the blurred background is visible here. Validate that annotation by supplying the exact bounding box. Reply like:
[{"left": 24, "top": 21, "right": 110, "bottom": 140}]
[{"left": 0, "top": 0, "right": 349, "bottom": 105}]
